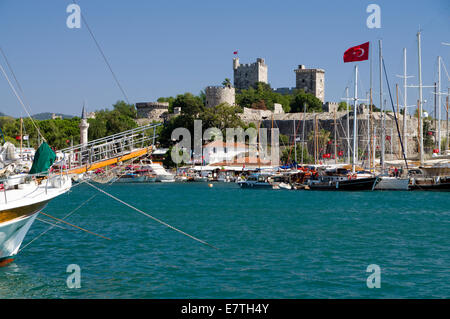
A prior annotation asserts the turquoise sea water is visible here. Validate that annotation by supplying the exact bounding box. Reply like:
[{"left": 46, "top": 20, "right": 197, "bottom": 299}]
[{"left": 0, "top": 182, "right": 449, "bottom": 298}]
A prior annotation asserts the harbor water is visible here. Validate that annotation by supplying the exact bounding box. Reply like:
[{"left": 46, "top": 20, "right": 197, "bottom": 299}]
[{"left": 1, "top": 183, "right": 449, "bottom": 298}]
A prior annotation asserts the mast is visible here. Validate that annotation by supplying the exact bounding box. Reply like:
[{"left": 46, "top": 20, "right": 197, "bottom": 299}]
[
  {"left": 367, "top": 91, "right": 370, "bottom": 167},
  {"left": 447, "top": 91, "right": 449, "bottom": 152},
  {"left": 434, "top": 82, "right": 437, "bottom": 147},
  {"left": 353, "top": 65, "right": 358, "bottom": 173},
  {"left": 20, "top": 117, "right": 23, "bottom": 160},
  {"left": 334, "top": 108, "right": 337, "bottom": 164},
  {"left": 438, "top": 56, "right": 442, "bottom": 153},
  {"left": 369, "top": 41, "right": 373, "bottom": 170},
  {"left": 402, "top": 48, "right": 408, "bottom": 159},
  {"left": 346, "top": 87, "right": 351, "bottom": 164},
  {"left": 293, "top": 118, "right": 297, "bottom": 163},
  {"left": 417, "top": 31, "right": 424, "bottom": 165},
  {"left": 314, "top": 114, "right": 318, "bottom": 165},
  {"left": 379, "top": 39, "right": 385, "bottom": 171},
  {"left": 301, "top": 105, "right": 306, "bottom": 165},
  {"left": 396, "top": 84, "right": 401, "bottom": 158}
]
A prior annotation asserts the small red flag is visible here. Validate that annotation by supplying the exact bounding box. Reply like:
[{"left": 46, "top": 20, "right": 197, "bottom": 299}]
[
  {"left": 343, "top": 42, "right": 369, "bottom": 63},
  {"left": 233, "top": 51, "right": 238, "bottom": 55}
]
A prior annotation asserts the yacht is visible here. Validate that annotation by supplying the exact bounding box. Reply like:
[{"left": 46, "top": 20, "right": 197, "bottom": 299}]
[{"left": 0, "top": 142, "right": 72, "bottom": 267}]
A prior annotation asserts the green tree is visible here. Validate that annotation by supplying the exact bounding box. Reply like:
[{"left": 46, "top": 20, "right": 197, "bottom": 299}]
[
  {"left": 222, "top": 78, "right": 232, "bottom": 88},
  {"left": 290, "top": 90, "right": 323, "bottom": 113},
  {"left": 236, "top": 82, "right": 292, "bottom": 112},
  {"left": 338, "top": 102, "right": 348, "bottom": 111},
  {"left": 173, "top": 93, "right": 204, "bottom": 116}
]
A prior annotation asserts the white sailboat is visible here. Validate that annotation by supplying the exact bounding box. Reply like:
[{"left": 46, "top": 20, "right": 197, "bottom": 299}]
[{"left": 0, "top": 142, "right": 72, "bottom": 266}]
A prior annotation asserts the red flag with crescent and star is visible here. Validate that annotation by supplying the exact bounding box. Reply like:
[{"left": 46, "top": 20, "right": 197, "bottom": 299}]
[{"left": 343, "top": 42, "right": 369, "bottom": 63}]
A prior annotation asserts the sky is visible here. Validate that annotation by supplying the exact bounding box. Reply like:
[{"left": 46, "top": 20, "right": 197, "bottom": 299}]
[{"left": 0, "top": 0, "right": 449, "bottom": 118}]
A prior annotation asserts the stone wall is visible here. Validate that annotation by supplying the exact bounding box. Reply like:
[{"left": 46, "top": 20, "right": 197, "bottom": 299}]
[
  {"left": 255, "top": 112, "right": 423, "bottom": 159},
  {"left": 136, "top": 102, "right": 169, "bottom": 121}
]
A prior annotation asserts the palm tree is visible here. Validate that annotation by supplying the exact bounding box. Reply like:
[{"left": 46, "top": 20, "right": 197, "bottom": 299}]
[{"left": 222, "top": 78, "right": 232, "bottom": 88}]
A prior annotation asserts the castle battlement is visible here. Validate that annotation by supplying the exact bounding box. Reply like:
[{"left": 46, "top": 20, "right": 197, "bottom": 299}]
[{"left": 233, "top": 57, "right": 268, "bottom": 90}]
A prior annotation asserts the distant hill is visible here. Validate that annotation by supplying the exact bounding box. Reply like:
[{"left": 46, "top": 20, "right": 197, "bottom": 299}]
[
  {"left": 31, "top": 112, "right": 75, "bottom": 120},
  {"left": 0, "top": 112, "right": 10, "bottom": 117}
]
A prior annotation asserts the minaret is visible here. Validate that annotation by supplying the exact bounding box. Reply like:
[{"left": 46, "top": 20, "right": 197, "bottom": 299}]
[{"left": 79, "top": 105, "right": 89, "bottom": 145}]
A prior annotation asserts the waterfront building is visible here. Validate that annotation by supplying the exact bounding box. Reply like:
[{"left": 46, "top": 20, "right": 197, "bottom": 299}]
[{"left": 203, "top": 140, "right": 247, "bottom": 165}]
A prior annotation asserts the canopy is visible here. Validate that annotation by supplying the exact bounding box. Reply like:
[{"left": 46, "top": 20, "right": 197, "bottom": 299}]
[{"left": 29, "top": 142, "right": 56, "bottom": 175}]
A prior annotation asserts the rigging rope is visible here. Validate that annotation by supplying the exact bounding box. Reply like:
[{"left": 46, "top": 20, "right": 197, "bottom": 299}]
[
  {"left": 0, "top": 62, "right": 46, "bottom": 142},
  {"left": 85, "top": 181, "right": 218, "bottom": 250},
  {"left": 72, "top": 0, "right": 130, "bottom": 104}
]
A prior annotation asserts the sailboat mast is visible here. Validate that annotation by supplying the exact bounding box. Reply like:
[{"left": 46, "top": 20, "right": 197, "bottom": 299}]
[
  {"left": 369, "top": 43, "right": 373, "bottom": 170},
  {"left": 402, "top": 48, "right": 408, "bottom": 159},
  {"left": 346, "top": 87, "right": 350, "bottom": 164},
  {"left": 379, "top": 39, "right": 385, "bottom": 171},
  {"left": 293, "top": 118, "right": 297, "bottom": 163},
  {"left": 301, "top": 105, "right": 306, "bottom": 165},
  {"left": 438, "top": 56, "right": 441, "bottom": 153},
  {"left": 20, "top": 117, "right": 23, "bottom": 160},
  {"left": 334, "top": 109, "right": 337, "bottom": 164},
  {"left": 417, "top": 31, "right": 424, "bottom": 165},
  {"left": 353, "top": 65, "right": 358, "bottom": 173}
]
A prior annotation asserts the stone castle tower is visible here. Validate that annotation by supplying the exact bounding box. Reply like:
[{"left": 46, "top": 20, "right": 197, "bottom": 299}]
[
  {"left": 233, "top": 57, "right": 268, "bottom": 90},
  {"left": 205, "top": 85, "right": 235, "bottom": 108},
  {"left": 294, "top": 65, "right": 325, "bottom": 102},
  {"left": 79, "top": 105, "right": 89, "bottom": 145}
]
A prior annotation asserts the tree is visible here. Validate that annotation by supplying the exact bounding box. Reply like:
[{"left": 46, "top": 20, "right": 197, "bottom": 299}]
[
  {"left": 280, "top": 145, "right": 313, "bottom": 164},
  {"left": 338, "top": 102, "right": 348, "bottom": 111},
  {"left": 308, "top": 128, "right": 331, "bottom": 156},
  {"left": 173, "top": 93, "right": 204, "bottom": 116},
  {"left": 290, "top": 90, "right": 323, "bottom": 113},
  {"left": 236, "top": 82, "right": 292, "bottom": 112},
  {"left": 222, "top": 78, "right": 232, "bottom": 88},
  {"left": 200, "top": 103, "right": 244, "bottom": 133},
  {"left": 112, "top": 100, "right": 137, "bottom": 119}
]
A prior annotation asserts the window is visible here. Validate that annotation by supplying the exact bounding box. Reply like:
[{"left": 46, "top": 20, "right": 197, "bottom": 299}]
[
  {"left": 224, "top": 147, "right": 227, "bottom": 153},
  {"left": 213, "top": 147, "right": 216, "bottom": 153}
]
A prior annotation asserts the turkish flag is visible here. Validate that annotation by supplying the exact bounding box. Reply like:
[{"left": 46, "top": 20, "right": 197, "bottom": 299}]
[
  {"left": 343, "top": 42, "right": 369, "bottom": 63},
  {"left": 233, "top": 51, "right": 238, "bottom": 55}
]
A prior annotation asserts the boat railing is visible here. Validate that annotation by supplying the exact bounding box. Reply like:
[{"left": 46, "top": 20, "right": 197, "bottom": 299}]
[{"left": 58, "top": 123, "right": 161, "bottom": 171}]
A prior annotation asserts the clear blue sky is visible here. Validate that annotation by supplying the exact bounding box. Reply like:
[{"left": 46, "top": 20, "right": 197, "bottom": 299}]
[{"left": 0, "top": 0, "right": 449, "bottom": 118}]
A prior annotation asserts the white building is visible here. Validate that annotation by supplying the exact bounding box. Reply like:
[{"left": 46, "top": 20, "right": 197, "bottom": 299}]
[{"left": 202, "top": 140, "right": 247, "bottom": 165}]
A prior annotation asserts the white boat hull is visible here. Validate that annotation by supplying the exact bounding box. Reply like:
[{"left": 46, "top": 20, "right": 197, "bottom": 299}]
[{"left": 0, "top": 211, "right": 40, "bottom": 262}]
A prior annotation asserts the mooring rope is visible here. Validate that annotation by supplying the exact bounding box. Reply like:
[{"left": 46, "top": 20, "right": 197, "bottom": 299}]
[
  {"left": 36, "top": 217, "right": 68, "bottom": 230},
  {"left": 19, "top": 159, "right": 136, "bottom": 252},
  {"left": 40, "top": 211, "right": 111, "bottom": 240},
  {"left": 85, "top": 181, "right": 218, "bottom": 250}
]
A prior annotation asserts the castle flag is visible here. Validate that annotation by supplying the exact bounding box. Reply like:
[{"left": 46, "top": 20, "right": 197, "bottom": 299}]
[
  {"left": 343, "top": 42, "right": 369, "bottom": 63},
  {"left": 233, "top": 51, "right": 238, "bottom": 55}
]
